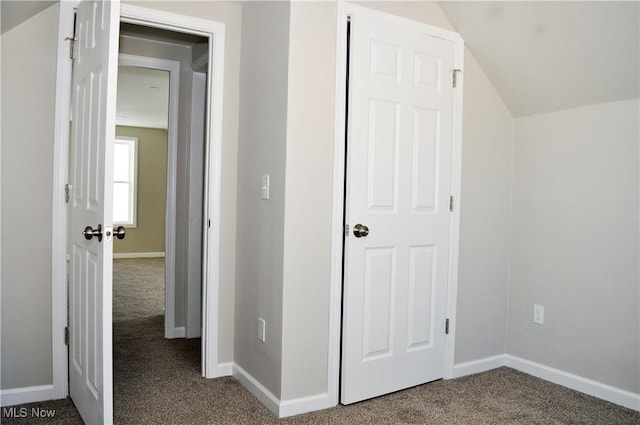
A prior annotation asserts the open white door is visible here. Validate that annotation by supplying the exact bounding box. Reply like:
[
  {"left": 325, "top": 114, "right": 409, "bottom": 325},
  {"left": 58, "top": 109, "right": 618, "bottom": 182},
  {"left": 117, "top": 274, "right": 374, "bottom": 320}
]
[
  {"left": 341, "top": 7, "right": 457, "bottom": 404},
  {"left": 69, "top": 1, "right": 120, "bottom": 423}
]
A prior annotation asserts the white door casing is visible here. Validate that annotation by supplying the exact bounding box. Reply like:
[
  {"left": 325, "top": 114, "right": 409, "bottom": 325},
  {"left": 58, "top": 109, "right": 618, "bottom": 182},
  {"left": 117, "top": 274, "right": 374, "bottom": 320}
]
[
  {"left": 68, "top": 1, "right": 120, "bottom": 423},
  {"left": 341, "top": 6, "right": 458, "bottom": 404}
]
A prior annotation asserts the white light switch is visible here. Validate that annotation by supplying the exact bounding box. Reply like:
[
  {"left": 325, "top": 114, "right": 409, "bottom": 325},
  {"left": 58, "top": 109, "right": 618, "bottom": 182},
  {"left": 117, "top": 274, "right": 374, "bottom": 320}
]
[{"left": 261, "top": 174, "right": 270, "bottom": 200}]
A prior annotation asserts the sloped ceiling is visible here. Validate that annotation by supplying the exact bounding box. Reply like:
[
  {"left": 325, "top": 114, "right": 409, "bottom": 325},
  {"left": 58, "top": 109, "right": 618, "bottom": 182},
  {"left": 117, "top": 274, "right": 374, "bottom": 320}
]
[
  {"left": 439, "top": 1, "right": 640, "bottom": 116},
  {"left": 0, "top": 1, "right": 55, "bottom": 34}
]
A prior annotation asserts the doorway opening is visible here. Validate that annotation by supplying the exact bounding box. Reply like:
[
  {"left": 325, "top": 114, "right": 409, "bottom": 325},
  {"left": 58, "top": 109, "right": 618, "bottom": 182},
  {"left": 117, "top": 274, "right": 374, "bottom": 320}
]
[
  {"left": 52, "top": 2, "right": 227, "bottom": 421},
  {"left": 111, "top": 21, "right": 210, "bottom": 414}
]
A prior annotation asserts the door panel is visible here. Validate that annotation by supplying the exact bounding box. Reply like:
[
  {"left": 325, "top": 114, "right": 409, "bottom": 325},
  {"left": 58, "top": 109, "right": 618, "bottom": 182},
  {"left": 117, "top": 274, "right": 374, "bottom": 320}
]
[
  {"left": 69, "top": 1, "right": 120, "bottom": 423},
  {"left": 341, "top": 7, "right": 456, "bottom": 404}
]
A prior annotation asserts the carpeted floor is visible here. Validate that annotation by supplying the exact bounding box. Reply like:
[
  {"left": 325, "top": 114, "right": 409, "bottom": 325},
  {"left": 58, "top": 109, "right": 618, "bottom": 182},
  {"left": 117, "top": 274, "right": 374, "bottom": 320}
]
[{"left": 3, "top": 258, "right": 639, "bottom": 424}]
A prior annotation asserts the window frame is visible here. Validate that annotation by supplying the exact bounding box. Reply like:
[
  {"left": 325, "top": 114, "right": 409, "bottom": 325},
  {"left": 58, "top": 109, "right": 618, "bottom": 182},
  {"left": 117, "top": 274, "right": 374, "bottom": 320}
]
[{"left": 113, "top": 136, "right": 138, "bottom": 227}]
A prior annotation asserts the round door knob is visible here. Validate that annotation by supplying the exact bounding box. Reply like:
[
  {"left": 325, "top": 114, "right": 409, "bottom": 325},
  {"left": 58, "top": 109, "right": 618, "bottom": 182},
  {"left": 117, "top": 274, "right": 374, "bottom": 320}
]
[
  {"left": 113, "top": 226, "right": 126, "bottom": 240},
  {"left": 353, "top": 223, "right": 369, "bottom": 238},
  {"left": 82, "top": 224, "right": 103, "bottom": 242}
]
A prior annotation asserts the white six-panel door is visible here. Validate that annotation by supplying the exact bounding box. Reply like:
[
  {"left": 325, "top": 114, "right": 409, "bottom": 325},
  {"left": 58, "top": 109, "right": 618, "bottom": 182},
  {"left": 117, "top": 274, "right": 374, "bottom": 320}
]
[
  {"left": 341, "top": 7, "right": 456, "bottom": 404},
  {"left": 69, "top": 1, "right": 120, "bottom": 423}
]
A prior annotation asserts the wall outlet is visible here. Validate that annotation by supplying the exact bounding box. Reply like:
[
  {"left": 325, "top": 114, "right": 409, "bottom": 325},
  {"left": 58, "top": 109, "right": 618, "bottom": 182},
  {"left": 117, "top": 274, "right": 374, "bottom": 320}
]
[
  {"left": 258, "top": 318, "right": 266, "bottom": 342},
  {"left": 533, "top": 304, "right": 544, "bottom": 325}
]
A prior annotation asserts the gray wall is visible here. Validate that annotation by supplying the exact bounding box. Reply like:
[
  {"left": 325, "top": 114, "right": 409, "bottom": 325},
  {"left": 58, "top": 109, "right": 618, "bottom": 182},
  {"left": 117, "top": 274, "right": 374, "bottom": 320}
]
[
  {"left": 455, "top": 52, "right": 514, "bottom": 364},
  {"left": 1, "top": 2, "right": 59, "bottom": 389},
  {"left": 509, "top": 99, "right": 640, "bottom": 393},
  {"left": 280, "top": 1, "right": 337, "bottom": 399},
  {"left": 235, "top": 0, "right": 290, "bottom": 399}
]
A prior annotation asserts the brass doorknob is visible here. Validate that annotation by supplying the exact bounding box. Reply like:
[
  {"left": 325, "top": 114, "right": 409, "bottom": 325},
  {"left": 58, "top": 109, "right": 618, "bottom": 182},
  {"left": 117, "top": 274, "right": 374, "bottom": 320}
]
[
  {"left": 353, "top": 224, "right": 369, "bottom": 238},
  {"left": 82, "top": 224, "right": 103, "bottom": 242}
]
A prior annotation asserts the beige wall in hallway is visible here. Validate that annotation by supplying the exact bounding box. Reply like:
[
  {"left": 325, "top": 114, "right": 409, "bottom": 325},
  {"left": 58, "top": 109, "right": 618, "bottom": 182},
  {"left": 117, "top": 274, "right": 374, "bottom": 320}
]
[{"left": 114, "top": 126, "right": 168, "bottom": 255}]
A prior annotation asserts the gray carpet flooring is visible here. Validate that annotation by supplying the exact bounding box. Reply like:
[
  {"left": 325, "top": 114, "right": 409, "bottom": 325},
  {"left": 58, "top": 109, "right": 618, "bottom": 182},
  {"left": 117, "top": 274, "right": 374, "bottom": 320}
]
[{"left": 3, "top": 258, "right": 638, "bottom": 424}]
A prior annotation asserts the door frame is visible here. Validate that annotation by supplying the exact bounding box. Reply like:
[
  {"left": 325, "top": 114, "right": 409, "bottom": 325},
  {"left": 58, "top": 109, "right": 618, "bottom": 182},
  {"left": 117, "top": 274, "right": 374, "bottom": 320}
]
[
  {"left": 52, "top": 1, "right": 227, "bottom": 399},
  {"left": 116, "top": 53, "right": 181, "bottom": 340},
  {"left": 327, "top": 2, "right": 465, "bottom": 406}
]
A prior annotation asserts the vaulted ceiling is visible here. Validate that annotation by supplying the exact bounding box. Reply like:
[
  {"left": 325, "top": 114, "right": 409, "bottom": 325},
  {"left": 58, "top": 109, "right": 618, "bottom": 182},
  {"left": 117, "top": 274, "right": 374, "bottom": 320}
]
[
  {"left": 439, "top": 1, "right": 640, "bottom": 116},
  {"left": 0, "top": 1, "right": 55, "bottom": 34}
]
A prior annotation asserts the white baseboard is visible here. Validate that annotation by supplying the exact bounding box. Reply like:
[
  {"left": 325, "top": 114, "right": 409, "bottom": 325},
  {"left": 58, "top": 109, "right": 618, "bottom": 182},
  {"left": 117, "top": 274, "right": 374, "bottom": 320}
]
[
  {"left": 279, "top": 392, "right": 332, "bottom": 418},
  {"left": 0, "top": 385, "right": 58, "bottom": 407},
  {"left": 452, "top": 354, "right": 639, "bottom": 411},
  {"left": 231, "top": 363, "right": 333, "bottom": 417},
  {"left": 505, "top": 355, "right": 640, "bottom": 412},
  {"left": 216, "top": 362, "right": 233, "bottom": 377},
  {"left": 113, "top": 252, "right": 165, "bottom": 259},
  {"left": 452, "top": 354, "right": 506, "bottom": 378},
  {"left": 232, "top": 363, "right": 280, "bottom": 416}
]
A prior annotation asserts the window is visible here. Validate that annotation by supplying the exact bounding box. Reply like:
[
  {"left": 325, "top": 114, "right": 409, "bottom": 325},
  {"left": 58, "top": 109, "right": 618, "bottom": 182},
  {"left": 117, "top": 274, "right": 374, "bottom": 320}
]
[{"left": 113, "top": 137, "right": 138, "bottom": 227}]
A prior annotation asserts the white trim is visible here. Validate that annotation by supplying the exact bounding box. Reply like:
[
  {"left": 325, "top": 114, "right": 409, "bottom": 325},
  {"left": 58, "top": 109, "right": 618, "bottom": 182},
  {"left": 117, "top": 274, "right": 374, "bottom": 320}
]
[
  {"left": 216, "top": 362, "right": 233, "bottom": 377},
  {"left": 453, "top": 354, "right": 640, "bottom": 411},
  {"left": 201, "top": 15, "right": 225, "bottom": 380},
  {"left": 231, "top": 363, "right": 331, "bottom": 418},
  {"left": 51, "top": 0, "right": 76, "bottom": 401},
  {"left": 117, "top": 52, "right": 180, "bottom": 340},
  {"left": 118, "top": 4, "right": 226, "bottom": 378},
  {"left": 279, "top": 393, "right": 332, "bottom": 418},
  {"left": 505, "top": 355, "right": 640, "bottom": 412},
  {"left": 444, "top": 24, "right": 465, "bottom": 381},
  {"left": 326, "top": 0, "right": 350, "bottom": 408},
  {"left": 329, "top": 1, "right": 465, "bottom": 404},
  {"left": 0, "top": 385, "right": 57, "bottom": 408},
  {"left": 452, "top": 355, "right": 506, "bottom": 378},
  {"left": 232, "top": 364, "right": 280, "bottom": 417},
  {"left": 173, "top": 327, "right": 185, "bottom": 338},
  {"left": 113, "top": 252, "right": 165, "bottom": 259}
]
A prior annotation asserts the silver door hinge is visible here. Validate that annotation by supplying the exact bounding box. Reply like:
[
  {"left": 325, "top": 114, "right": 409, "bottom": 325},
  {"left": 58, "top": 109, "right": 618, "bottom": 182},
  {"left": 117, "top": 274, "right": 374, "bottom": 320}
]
[
  {"left": 65, "top": 184, "right": 72, "bottom": 204},
  {"left": 445, "top": 318, "right": 450, "bottom": 335},
  {"left": 449, "top": 196, "right": 454, "bottom": 212},
  {"left": 64, "top": 327, "right": 70, "bottom": 345},
  {"left": 452, "top": 69, "right": 462, "bottom": 88},
  {"left": 65, "top": 37, "right": 77, "bottom": 60},
  {"left": 344, "top": 224, "right": 350, "bottom": 237}
]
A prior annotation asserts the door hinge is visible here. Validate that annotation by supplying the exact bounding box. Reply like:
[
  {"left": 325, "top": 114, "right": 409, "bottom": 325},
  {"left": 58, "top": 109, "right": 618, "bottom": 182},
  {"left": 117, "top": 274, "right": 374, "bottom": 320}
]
[
  {"left": 452, "top": 69, "right": 462, "bottom": 88},
  {"left": 65, "top": 184, "right": 72, "bottom": 204},
  {"left": 64, "top": 327, "right": 70, "bottom": 345},
  {"left": 449, "top": 195, "right": 454, "bottom": 212},
  {"left": 445, "top": 318, "right": 450, "bottom": 335},
  {"left": 65, "top": 36, "right": 77, "bottom": 60},
  {"left": 344, "top": 224, "right": 350, "bottom": 237}
]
